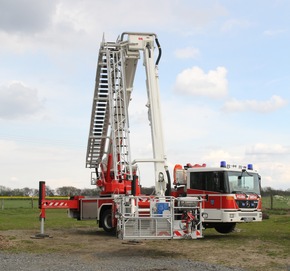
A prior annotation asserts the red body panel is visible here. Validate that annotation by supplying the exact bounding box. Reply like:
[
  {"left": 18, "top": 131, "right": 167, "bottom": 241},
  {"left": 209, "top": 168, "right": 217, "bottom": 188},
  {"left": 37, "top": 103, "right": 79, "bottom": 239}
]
[{"left": 173, "top": 188, "right": 261, "bottom": 211}]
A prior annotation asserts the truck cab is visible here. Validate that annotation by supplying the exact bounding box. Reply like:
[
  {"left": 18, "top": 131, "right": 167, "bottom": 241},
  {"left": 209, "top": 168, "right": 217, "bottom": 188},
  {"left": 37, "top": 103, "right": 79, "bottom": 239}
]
[{"left": 172, "top": 161, "right": 263, "bottom": 233}]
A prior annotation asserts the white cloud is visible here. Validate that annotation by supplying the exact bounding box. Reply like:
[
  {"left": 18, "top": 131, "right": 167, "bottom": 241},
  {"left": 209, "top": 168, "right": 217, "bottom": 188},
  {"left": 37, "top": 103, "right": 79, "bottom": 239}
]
[
  {"left": 0, "top": 139, "right": 17, "bottom": 152},
  {"left": 221, "top": 18, "right": 252, "bottom": 32},
  {"left": 222, "top": 95, "right": 287, "bottom": 113},
  {"left": 202, "top": 149, "right": 232, "bottom": 162},
  {"left": 245, "top": 143, "right": 290, "bottom": 189},
  {"left": 174, "top": 47, "right": 200, "bottom": 59},
  {"left": 0, "top": 81, "right": 44, "bottom": 119},
  {"left": 0, "top": 1, "right": 92, "bottom": 53},
  {"left": 0, "top": 0, "right": 56, "bottom": 34},
  {"left": 246, "top": 143, "right": 290, "bottom": 155},
  {"left": 174, "top": 66, "right": 228, "bottom": 98},
  {"left": 0, "top": 139, "right": 88, "bottom": 189},
  {"left": 254, "top": 161, "right": 290, "bottom": 190},
  {"left": 0, "top": 0, "right": 228, "bottom": 53},
  {"left": 263, "top": 29, "right": 287, "bottom": 37}
]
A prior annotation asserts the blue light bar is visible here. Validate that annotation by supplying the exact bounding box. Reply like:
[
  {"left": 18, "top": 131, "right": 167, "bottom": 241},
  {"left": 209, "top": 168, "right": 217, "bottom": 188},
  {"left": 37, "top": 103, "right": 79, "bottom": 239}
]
[
  {"left": 247, "top": 164, "right": 253, "bottom": 170},
  {"left": 220, "top": 161, "right": 227, "bottom": 168}
]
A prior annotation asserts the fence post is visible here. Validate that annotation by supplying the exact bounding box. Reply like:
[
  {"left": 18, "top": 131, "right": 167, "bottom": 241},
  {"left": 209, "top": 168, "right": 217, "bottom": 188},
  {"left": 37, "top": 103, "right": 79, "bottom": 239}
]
[
  {"left": 270, "top": 193, "right": 273, "bottom": 210},
  {"left": 1, "top": 199, "right": 4, "bottom": 210}
]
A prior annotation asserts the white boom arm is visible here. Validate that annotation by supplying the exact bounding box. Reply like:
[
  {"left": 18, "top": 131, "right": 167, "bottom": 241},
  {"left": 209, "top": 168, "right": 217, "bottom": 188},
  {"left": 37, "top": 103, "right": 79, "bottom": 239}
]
[{"left": 121, "top": 32, "right": 168, "bottom": 196}]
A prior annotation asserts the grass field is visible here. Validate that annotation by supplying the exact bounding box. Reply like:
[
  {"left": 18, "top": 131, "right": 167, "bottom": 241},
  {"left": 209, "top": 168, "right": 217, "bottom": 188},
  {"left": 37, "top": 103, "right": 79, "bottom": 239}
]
[
  {"left": 262, "top": 195, "right": 290, "bottom": 209},
  {"left": 0, "top": 203, "right": 290, "bottom": 270},
  {"left": 0, "top": 208, "right": 95, "bottom": 231}
]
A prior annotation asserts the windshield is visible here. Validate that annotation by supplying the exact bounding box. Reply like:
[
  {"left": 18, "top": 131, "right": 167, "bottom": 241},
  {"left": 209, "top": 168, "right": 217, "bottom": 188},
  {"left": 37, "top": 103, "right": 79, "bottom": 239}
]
[{"left": 227, "top": 171, "right": 261, "bottom": 194}]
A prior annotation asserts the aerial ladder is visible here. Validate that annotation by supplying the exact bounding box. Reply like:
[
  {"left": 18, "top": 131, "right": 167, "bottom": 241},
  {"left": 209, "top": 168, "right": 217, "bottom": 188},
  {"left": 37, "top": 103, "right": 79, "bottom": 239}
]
[{"left": 86, "top": 32, "right": 169, "bottom": 196}]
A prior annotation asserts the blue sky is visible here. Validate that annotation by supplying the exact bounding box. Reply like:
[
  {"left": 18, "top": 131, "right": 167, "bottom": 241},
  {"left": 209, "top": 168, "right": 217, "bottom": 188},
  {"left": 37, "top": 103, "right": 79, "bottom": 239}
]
[{"left": 0, "top": 0, "right": 289, "bottom": 190}]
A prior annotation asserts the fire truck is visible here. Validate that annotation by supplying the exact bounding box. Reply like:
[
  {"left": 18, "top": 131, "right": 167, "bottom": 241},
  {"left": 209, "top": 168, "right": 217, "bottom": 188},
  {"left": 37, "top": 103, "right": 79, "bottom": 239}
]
[
  {"left": 38, "top": 32, "right": 262, "bottom": 240},
  {"left": 172, "top": 161, "right": 262, "bottom": 233}
]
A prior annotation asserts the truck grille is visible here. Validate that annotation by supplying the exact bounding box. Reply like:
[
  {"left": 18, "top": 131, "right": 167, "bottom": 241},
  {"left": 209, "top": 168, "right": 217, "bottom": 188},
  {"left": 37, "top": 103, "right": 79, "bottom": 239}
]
[
  {"left": 238, "top": 212, "right": 257, "bottom": 217},
  {"left": 236, "top": 200, "right": 258, "bottom": 209}
]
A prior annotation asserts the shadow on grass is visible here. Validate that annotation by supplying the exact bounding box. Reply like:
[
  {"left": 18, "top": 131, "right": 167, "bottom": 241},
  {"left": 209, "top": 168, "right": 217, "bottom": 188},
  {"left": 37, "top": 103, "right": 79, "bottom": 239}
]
[
  {"left": 73, "top": 227, "right": 244, "bottom": 241},
  {"left": 92, "top": 244, "right": 183, "bottom": 259}
]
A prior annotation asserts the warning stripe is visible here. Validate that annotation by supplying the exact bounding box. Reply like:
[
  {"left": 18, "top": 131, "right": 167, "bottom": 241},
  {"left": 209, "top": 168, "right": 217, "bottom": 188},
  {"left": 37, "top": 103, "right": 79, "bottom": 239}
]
[{"left": 173, "top": 230, "right": 201, "bottom": 237}]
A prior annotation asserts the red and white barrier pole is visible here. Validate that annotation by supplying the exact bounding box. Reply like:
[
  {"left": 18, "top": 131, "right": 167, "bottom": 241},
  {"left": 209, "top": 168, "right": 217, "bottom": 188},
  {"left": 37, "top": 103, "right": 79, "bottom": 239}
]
[
  {"left": 39, "top": 181, "right": 46, "bottom": 236},
  {"left": 31, "top": 181, "right": 50, "bottom": 238}
]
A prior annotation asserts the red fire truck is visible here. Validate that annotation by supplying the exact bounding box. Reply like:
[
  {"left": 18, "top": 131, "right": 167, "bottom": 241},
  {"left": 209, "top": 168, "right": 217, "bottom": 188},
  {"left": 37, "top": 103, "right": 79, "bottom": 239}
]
[
  {"left": 38, "top": 32, "right": 262, "bottom": 240},
  {"left": 172, "top": 161, "right": 262, "bottom": 233}
]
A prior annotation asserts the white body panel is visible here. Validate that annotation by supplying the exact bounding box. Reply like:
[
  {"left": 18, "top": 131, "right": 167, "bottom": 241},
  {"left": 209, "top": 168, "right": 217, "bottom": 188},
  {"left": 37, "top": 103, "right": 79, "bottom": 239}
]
[{"left": 202, "top": 209, "right": 262, "bottom": 223}]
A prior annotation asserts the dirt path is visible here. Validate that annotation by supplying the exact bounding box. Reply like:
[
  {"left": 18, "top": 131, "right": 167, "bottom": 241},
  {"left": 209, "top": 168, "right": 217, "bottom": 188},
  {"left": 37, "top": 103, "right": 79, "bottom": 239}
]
[{"left": 0, "top": 228, "right": 289, "bottom": 271}]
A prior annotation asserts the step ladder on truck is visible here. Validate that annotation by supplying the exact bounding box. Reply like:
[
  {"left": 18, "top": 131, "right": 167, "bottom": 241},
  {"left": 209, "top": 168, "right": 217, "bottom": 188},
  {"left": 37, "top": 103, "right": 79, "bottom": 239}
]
[{"left": 37, "top": 32, "right": 262, "bottom": 240}]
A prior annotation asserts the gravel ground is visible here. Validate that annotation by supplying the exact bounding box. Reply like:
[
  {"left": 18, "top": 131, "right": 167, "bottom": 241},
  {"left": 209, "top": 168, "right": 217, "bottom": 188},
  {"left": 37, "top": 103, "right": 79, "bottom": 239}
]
[{"left": 0, "top": 252, "right": 246, "bottom": 271}]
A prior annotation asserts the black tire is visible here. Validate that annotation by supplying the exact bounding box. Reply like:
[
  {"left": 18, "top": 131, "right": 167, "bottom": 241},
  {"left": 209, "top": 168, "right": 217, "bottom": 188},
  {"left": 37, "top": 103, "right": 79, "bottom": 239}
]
[
  {"left": 214, "top": 223, "right": 236, "bottom": 234},
  {"left": 101, "top": 209, "right": 115, "bottom": 233}
]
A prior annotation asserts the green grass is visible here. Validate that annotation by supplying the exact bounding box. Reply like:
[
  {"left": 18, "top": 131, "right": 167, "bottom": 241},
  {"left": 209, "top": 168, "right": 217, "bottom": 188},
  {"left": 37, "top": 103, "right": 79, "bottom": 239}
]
[
  {"left": 0, "top": 208, "right": 96, "bottom": 231},
  {"left": 0, "top": 199, "right": 38, "bottom": 209},
  {"left": 262, "top": 195, "right": 290, "bottom": 209},
  {"left": 0, "top": 199, "right": 97, "bottom": 231},
  {"left": 233, "top": 215, "right": 289, "bottom": 248},
  {"left": 209, "top": 214, "right": 290, "bottom": 261}
]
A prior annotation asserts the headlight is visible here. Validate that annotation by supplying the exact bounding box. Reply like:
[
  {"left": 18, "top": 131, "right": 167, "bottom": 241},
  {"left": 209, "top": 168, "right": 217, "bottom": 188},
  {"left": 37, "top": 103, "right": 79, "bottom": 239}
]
[
  {"left": 202, "top": 213, "right": 208, "bottom": 218},
  {"left": 229, "top": 214, "right": 235, "bottom": 218}
]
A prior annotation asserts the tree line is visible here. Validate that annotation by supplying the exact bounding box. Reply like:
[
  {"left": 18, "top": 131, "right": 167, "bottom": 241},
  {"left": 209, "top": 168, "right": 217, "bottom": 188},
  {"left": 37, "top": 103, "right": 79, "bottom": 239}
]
[
  {"left": 261, "top": 187, "right": 290, "bottom": 197},
  {"left": 0, "top": 185, "right": 97, "bottom": 197},
  {"left": 0, "top": 185, "right": 289, "bottom": 197}
]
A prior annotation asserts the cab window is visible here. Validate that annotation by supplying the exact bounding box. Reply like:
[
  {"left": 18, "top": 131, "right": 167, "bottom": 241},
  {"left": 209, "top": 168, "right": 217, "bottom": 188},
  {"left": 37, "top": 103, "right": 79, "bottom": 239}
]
[{"left": 190, "top": 171, "right": 226, "bottom": 192}]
